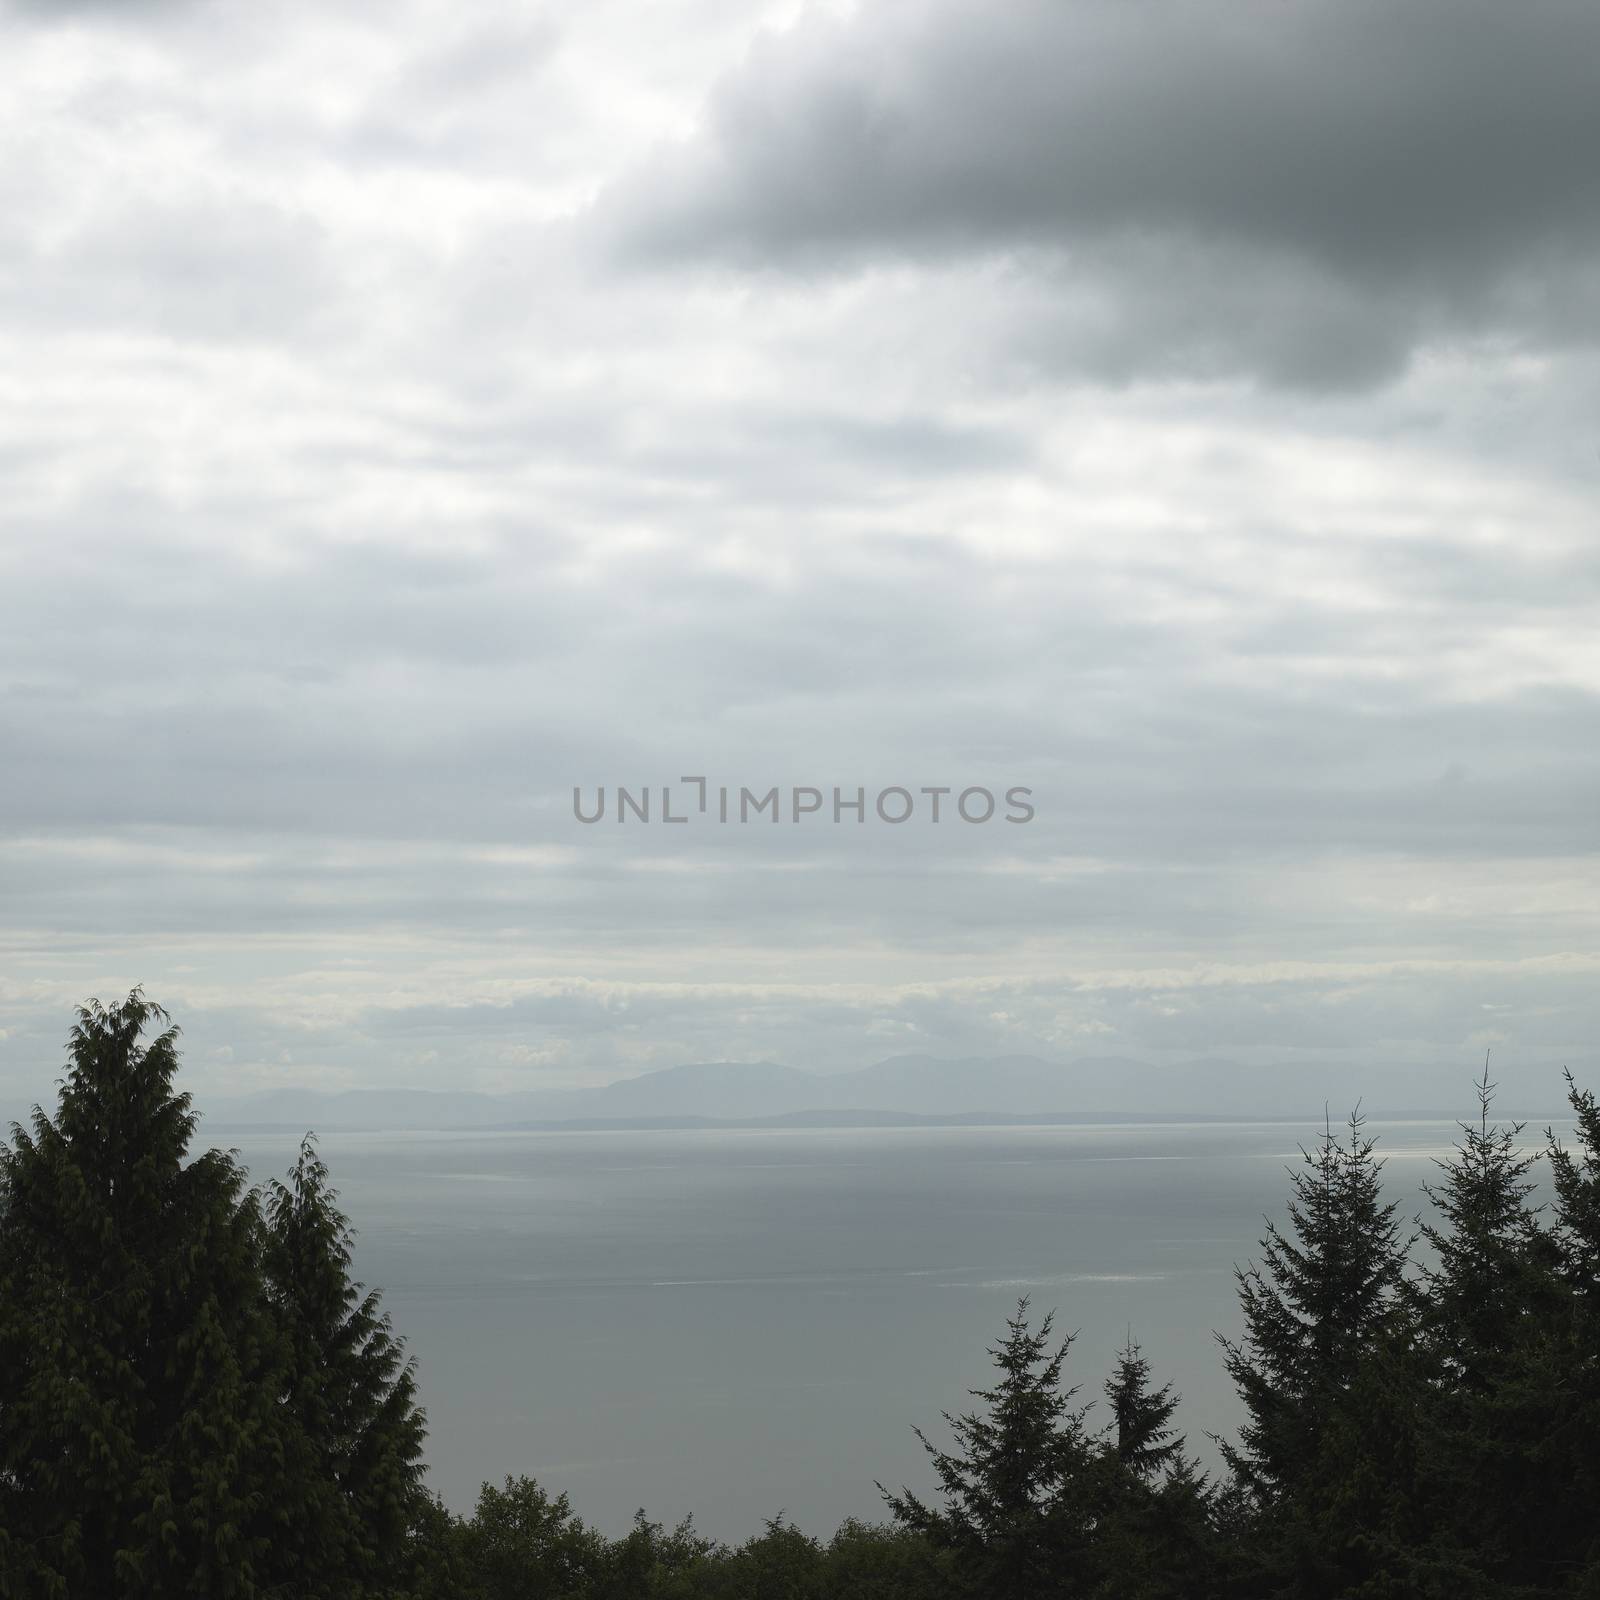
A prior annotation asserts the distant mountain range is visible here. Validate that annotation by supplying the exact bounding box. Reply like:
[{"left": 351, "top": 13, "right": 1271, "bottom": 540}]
[{"left": 196, "top": 1052, "right": 1569, "bottom": 1132}]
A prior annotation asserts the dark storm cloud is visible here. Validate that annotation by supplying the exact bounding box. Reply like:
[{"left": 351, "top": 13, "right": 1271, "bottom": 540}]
[{"left": 610, "top": 0, "right": 1600, "bottom": 389}]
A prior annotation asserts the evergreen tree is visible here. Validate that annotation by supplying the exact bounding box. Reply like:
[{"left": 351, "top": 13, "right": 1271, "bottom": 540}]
[
  {"left": 1411, "top": 1068, "right": 1576, "bottom": 1595},
  {"left": 403, "top": 1490, "right": 476, "bottom": 1600},
  {"left": 0, "top": 991, "right": 296, "bottom": 1597},
  {"left": 1097, "top": 1343, "right": 1222, "bottom": 1600},
  {"left": 1105, "top": 1338, "right": 1184, "bottom": 1479},
  {"left": 880, "top": 1298, "right": 1104, "bottom": 1599},
  {"left": 1286, "top": 1315, "right": 1442, "bottom": 1599},
  {"left": 1544, "top": 1071, "right": 1600, "bottom": 1591},
  {"left": 1419, "top": 1065, "right": 1545, "bottom": 1388},
  {"left": 1547, "top": 1069, "right": 1600, "bottom": 1311},
  {"left": 263, "top": 1134, "right": 429, "bottom": 1595},
  {"left": 1219, "top": 1108, "right": 1410, "bottom": 1509}
]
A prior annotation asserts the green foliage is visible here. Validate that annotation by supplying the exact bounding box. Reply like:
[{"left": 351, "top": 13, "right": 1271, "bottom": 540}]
[
  {"left": 1218, "top": 1108, "right": 1411, "bottom": 1515},
  {"left": 1094, "top": 1456, "right": 1226, "bottom": 1600},
  {"left": 592, "top": 1510, "right": 720, "bottom": 1600},
  {"left": 263, "top": 1135, "right": 428, "bottom": 1594},
  {"left": 1546, "top": 1071, "right": 1600, "bottom": 1591},
  {"left": 1420, "top": 1066, "right": 1550, "bottom": 1388},
  {"left": 450, "top": 1476, "right": 610, "bottom": 1600},
  {"left": 819, "top": 1519, "right": 952, "bottom": 1600},
  {"left": 1399, "top": 1069, "right": 1591, "bottom": 1596},
  {"left": 0, "top": 992, "right": 293, "bottom": 1597},
  {"left": 1096, "top": 1345, "right": 1224, "bottom": 1600},
  {"left": 0, "top": 993, "right": 432, "bottom": 1599},
  {"left": 1105, "top": 1338, "right": 1184, "bottom": 1479},
  {"left": 881, "top": 1299, "right": 1109, "bottom": 1598},
  {"left": 1548, "top": 1070, "right": 1600, "bottom": 1309},
  {"left": 715, "top": 1516, "right": 828, "bottom": 1600},
  {"left": 1214, "top": 1072, "right": 1600, "bottom": 1599}
]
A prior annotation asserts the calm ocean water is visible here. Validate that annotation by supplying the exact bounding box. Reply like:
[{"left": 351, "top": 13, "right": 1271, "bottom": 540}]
[{"left": 215, "top": 1119, "right": 1529, "bottom": 1541}]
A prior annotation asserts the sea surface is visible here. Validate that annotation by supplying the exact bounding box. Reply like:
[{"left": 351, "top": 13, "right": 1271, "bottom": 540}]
[{"left": 213, "top": 1118, "right": 1544, "bottom": 1542}]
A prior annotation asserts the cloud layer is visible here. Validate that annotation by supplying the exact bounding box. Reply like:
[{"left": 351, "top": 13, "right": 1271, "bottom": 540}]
[
  {"left": 613, "top": 0, "right": 1600, "bottom": 388},
  {"left": 0, "top": 0, "right": 1596, "bottom": 1108}
]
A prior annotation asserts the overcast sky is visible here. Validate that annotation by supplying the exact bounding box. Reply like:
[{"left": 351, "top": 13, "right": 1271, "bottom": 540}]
[{"left": 1, "top": 0, "right": 1597, "bottom": 1107}]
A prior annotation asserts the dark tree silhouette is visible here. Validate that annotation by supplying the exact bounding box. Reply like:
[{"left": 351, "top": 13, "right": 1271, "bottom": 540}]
[
  {"left": 1420, "top": 1064, "right": 1546, "bottom": 1388},
  {"left": 1218, "top": 1108, "right": 1410, "bottom": 1507},
  {"left": 880, "top": 1298, "right": 1104, "bottom": 1599},
  {"left": 1105, "top": 1337, "right": 1185, "bottom": 1479},
  {"left": 1407, "top": 1067, "right": 1578, "bottom": 1595},
  {"left": 0, "top": 992, "right": 294, "bottom": 1597},
  {"left": 264, "top": 1134, "right": 429, "bottom": 1594},
  {"left": 1547, "top": 1069, "right": 1600, "bottom": 1311}
]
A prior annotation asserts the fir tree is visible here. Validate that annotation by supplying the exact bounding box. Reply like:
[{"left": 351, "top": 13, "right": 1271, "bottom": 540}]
[
  {"left": 1544, "top": 1071, "right": 1600, "bottom": 1590},
  {"left": 1412, "top": 1067, "right": 1575, "bottom": 1594},
  {"left": 1098, "top": 1342, "right": 1222, "bottom": 1600},
  {"left": 263, "top": 1134, "right": 429, "bottom": 1595},
  {"left": 879, "top": 1298, "right": 1104, "bottom": 1599},
  {"left": 0, "top": 991, "right": 296, "bottom": 1597},
  {"left": 1105, "top": 1337, "right": 1184, "bottom": 1479},
  {"left": 1218, "top": 1110, "right": 1422, "bottom": 1596},
  {"left": 1419, "top": 1063, "right": 1545, "bottom": 1388},
  {"left": 1219, "top": 1108, "right": 1410, "bottom": 1508},
  {"left": 1547, "top": 1069, "right": 1600, "bottom": 1310}
]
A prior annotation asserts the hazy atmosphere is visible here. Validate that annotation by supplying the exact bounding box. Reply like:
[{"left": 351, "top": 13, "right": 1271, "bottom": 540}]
[
  {"left": 7, "top": 6, "right": 1600, "bottom": 1597},
  {"left": 4, "top": 2, "right": 1599, "bottom": 1101},
  {"left": 3, "top": 0, "right": 1600, "bottom": 1120}
]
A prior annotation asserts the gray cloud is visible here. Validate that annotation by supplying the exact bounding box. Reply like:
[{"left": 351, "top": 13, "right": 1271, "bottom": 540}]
[
  {"left": 0, "top": 0, "right": 1596, "bottom": 1108},
  {"left": 608, "top": 0, "right": 1600, "bottom": 389},
  {"left": 0, "top": 193, "right": 338, "bottom": 343}
]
